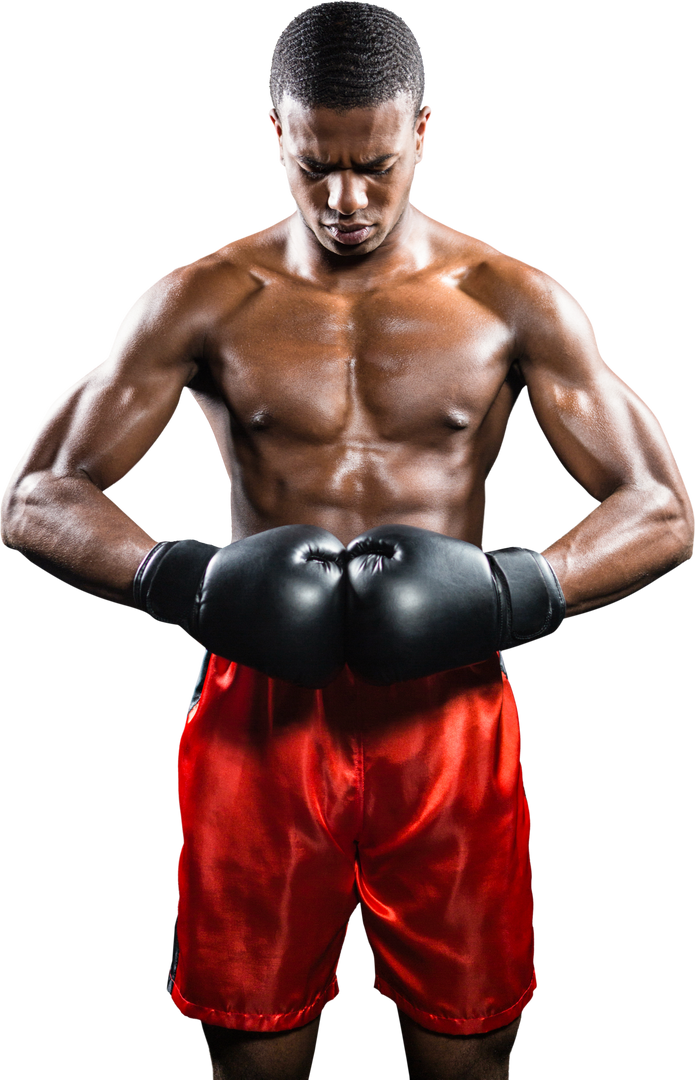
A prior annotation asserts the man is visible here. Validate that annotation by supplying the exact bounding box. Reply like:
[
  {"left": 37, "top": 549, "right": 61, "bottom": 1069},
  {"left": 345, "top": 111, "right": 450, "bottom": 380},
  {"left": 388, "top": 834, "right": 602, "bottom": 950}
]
[{"left": 2, "top": 3, "right": 691, "bottom": 1078}]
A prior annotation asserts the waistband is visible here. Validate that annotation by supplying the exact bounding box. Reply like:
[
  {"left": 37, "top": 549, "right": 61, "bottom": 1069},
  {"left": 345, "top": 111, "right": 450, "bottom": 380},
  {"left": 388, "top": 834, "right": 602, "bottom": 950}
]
[{"left": 183, "top": 643, "right": 509, "bottom": 721}]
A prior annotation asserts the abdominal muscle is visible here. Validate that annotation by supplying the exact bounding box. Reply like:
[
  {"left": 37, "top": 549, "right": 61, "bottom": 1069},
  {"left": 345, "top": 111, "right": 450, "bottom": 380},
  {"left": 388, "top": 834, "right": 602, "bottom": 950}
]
[{"left": 228, "top": 435, "right": 489, "bottom": 547}]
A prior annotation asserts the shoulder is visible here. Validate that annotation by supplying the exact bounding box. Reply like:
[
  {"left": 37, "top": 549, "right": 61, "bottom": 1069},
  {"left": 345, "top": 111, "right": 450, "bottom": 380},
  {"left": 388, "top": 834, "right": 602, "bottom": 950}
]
[
  {"left": 459, "top": 240, "right": 598, "bottom": 371},
  {"left": 131, "top": 219, "right": 293, "bottom": 333},
  {"left": 423, "top": 215, "right": 587, "bottom": 342}
]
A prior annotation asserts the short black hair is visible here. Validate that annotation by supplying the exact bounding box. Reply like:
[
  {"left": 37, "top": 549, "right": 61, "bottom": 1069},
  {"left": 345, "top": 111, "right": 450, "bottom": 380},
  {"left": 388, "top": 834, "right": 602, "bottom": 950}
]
[{"left": 270, "top": 3, "right": 425, "bottom": 116}]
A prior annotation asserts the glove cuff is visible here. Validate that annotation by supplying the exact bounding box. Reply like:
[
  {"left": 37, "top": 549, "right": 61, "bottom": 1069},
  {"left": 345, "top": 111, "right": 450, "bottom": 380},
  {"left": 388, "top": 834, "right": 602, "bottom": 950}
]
[
  {"left": 132, "top": 540, "right": 219, "bottom": 631},
  {"left": 486, "top": 547, "right": 565, "bottom": 650}
]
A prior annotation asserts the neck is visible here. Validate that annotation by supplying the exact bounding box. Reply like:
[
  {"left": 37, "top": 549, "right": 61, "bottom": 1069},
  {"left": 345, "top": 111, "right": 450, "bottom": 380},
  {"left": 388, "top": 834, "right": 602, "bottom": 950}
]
[{"left": 285, "top": 204, "right": 429, "bottom": 287}]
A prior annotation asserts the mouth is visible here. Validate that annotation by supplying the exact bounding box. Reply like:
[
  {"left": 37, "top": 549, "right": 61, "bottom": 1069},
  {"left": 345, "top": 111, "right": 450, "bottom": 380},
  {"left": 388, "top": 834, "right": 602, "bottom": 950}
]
[{"left": 323, "top": 223, "right": 374, "bottom": 246}]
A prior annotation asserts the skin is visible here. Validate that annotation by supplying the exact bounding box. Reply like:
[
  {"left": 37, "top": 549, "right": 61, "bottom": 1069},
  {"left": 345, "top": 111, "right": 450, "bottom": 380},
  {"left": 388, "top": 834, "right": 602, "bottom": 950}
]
[
  {"left": 3, "top": 97, "right": 690, "bottom": 609},
  {"left": 2, "top": 93, "right": 692, "bottom": 1078}
]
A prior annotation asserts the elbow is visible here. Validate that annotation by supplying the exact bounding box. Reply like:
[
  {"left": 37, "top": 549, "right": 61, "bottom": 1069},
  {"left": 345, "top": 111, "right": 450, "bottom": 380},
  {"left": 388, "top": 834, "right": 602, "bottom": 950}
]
[
  {"left": 634, "top": 479, "right": 695, "bottom": 565},
  {"left": 654, "top": 485, "right": 693, "bottom": 571},
  {"left": 1, "top": 471, "right": 46, "bottom": 552},
  {"left": 673, "top": 512, "right": 694, "bottom": 566},
  {"left": 1, "top": 482, "right": 24, "bottom": 550}
]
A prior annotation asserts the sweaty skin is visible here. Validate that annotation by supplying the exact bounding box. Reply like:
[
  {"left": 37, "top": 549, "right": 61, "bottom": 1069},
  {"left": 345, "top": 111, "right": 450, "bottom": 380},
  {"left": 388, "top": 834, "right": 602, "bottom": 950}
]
[{"left": 2, "top": 97, "right": 692, "bottom": 620}]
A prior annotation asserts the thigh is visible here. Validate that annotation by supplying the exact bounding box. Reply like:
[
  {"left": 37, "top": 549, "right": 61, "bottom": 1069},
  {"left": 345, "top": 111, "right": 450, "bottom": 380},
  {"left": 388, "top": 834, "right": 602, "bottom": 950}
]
[
  {"left": 355, "top": 660, "right": 535, "bottom": 1033},
  {"left": 399, "top": 1012, "right": 521, "bottom": 1080},
  {"left": 173, "top": 659, "right": 359, "bottom": 1029},
  {"left": 203, "top": 1017, "right": 321, "bottom": 1080}
]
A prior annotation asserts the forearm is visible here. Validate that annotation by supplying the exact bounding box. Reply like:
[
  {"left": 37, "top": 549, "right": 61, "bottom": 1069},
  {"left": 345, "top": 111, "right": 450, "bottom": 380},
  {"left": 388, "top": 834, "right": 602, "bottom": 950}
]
[
  {"left": 542, "top": 481, "right": 693, "bottom": 616},
  {"left": 2, "top": 470, "right": 155, "bottom": 603}
]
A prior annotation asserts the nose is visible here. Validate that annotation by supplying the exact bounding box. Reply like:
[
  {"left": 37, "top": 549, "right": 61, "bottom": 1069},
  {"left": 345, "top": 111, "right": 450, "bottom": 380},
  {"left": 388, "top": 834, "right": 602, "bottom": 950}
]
[{"left": 326, "top": 171, "right": 369, "bottom": 216}]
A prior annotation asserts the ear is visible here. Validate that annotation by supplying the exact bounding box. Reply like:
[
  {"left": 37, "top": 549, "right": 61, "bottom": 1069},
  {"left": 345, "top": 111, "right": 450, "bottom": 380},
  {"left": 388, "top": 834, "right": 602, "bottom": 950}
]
[
  {"left": 267, "top": 106, "right": 280, "bottom": 140},
  {"left": 414, "top": 106, "right": 431, "bottom": 164},
  {"left": 267, "top": 105, "right": 287, "bottom": 166}
]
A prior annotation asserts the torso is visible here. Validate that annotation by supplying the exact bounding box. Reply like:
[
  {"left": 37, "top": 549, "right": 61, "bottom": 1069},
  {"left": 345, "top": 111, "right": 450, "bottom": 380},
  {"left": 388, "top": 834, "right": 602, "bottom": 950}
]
[{"left": 184, "top": 210, "right": 526, "bottom": 545}]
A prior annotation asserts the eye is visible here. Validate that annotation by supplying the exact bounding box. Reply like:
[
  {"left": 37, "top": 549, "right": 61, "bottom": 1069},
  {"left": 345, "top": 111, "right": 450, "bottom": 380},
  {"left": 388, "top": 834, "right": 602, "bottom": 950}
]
[{"left": 297, "top": 166, "right": 392, "bottom": 179}]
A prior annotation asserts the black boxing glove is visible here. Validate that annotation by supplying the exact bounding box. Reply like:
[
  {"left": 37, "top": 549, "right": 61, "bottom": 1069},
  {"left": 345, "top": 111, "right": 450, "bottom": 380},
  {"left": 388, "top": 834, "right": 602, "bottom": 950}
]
[
  {"left": 132, "top": 525, "right": 346, "bottom": 688},
  {"left": 345, "top": 524, "right": 564, "bottom": 684}
]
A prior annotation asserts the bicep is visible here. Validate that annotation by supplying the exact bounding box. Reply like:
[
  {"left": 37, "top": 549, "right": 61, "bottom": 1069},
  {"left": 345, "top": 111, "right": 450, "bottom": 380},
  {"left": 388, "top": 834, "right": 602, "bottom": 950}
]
[
  {"left": 19, "top": 282, "right": 201, "bottom": 491},
  {"left": 517, "top": 278, "right": 683, "bottom": 501}
]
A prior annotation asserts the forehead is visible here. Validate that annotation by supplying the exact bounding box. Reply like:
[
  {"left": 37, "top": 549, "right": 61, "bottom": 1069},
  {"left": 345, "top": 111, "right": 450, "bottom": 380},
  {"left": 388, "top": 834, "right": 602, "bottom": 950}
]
[{"left": 279, "top": 96, "right": 414, "bottom": 161}]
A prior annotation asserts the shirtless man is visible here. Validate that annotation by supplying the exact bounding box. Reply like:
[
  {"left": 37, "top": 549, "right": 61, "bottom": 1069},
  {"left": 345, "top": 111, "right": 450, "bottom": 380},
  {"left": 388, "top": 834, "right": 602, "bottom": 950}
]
[{"left": 2, "top": 4, "right": 692, "bottom": 1079}]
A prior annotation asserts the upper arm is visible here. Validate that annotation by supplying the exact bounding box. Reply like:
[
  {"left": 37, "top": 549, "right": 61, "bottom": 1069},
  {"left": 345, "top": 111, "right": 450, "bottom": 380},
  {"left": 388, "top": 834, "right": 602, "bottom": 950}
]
[
  {"left": 513, "top": 269, "right": 686, "bottom": 504},
  {"left": 15, "top": 270, "right": 206, "bottom": 492}
]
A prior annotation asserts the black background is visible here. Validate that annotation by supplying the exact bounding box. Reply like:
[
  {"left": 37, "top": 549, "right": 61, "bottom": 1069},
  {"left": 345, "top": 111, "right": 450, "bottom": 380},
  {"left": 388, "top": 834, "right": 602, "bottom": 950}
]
[{"left": 4, "top": 4, "right": 690, "bottom": 1075}]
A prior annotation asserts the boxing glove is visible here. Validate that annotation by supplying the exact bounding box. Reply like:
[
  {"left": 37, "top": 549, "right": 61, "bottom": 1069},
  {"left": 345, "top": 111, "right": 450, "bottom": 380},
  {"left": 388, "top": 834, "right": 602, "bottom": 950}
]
[
  {"left": 345, "top": 524, "right": 565, "bottom": 684},
  {"left": 132, "top": 525, "right": 346, "bottom": 688}
]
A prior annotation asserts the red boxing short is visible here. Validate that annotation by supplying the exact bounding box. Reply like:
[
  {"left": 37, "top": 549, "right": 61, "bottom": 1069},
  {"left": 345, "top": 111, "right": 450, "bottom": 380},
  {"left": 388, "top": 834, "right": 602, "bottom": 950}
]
[{"left": 168, "top": 654, "right": 535, "bottom": 1035}]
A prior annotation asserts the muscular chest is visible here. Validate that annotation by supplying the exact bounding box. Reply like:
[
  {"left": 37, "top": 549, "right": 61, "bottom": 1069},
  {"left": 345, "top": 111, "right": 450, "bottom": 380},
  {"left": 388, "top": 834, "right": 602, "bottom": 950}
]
[{"left": 208, "top": 277, "right": 513, "bottom": 445}]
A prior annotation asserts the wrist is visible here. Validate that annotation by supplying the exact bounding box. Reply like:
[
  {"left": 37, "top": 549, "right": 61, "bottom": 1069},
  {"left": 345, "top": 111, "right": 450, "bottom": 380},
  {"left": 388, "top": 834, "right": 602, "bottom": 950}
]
[
  {"left": 133, "top": 539, "right": 219, "bottom": 630},
  {"left": 486, "top": 547, "right": 565, "bottom": 650}
]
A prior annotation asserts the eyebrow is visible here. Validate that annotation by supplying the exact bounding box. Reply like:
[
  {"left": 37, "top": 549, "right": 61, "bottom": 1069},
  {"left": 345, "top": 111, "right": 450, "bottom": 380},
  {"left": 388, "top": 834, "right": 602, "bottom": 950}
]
[{"left": 296, "top": 153, "right": 397, "bottom": 170}]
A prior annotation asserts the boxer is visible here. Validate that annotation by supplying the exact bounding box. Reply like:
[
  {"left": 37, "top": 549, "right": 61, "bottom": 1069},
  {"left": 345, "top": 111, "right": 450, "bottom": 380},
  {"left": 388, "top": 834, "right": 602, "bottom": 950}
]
[{"left": 2, "top": 4, "right": 691, "bottom": 1078}]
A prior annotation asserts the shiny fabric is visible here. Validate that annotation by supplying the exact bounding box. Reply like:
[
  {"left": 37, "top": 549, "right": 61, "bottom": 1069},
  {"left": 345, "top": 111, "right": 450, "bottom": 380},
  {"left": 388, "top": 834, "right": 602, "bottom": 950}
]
[{"left": 170, "top": 655, "right": 535, "bottom": 1034}]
